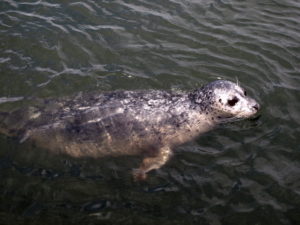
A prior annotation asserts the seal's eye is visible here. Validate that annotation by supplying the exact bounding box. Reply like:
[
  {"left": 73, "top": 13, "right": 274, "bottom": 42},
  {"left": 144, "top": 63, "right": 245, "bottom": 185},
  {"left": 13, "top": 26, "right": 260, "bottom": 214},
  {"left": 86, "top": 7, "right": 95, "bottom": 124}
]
[
  {"left": 227, "top": 96, "right": 239, "bottom": 107},
  {"left": 244, "top": 90, "right": 247, "bottom": 96}
]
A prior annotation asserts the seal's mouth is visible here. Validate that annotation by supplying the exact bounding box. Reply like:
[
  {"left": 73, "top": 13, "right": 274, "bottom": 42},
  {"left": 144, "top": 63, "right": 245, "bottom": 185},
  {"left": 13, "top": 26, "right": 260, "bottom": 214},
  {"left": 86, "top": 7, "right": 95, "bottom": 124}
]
[
  {"left": 248, "top": 102, "right": 261, "bottom": 119},
  {"left": 236, "top": 110, "right": 261, "bottom": 120},
  {"left": 248, "top": 113, "right": 261, "bottom": 121},
  {"left": 218, "top": 110, "right": 261, "bottom": 123}
]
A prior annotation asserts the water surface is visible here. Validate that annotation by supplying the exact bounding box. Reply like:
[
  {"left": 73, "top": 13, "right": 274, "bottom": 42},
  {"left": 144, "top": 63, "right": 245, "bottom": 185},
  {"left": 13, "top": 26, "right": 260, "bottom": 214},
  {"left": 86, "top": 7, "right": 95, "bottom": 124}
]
[{"left": 0, "top": 0, "right": 300, "bottom": 224}]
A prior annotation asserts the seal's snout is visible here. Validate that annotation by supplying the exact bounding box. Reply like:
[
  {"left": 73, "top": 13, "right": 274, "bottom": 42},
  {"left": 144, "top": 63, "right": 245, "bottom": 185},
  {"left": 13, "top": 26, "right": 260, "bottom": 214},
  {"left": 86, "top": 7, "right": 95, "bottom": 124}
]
[{"left": 252, "top": 103, "right": 260, "bottom": 112}]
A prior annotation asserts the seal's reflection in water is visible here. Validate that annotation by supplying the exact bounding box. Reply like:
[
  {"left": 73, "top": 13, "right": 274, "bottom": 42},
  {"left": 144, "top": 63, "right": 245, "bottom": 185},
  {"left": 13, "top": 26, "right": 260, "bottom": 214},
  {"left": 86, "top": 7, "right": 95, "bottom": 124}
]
[
  {"left": 0, "top": 80, "right": 260, "bottom": 180},
  {"left": 0, "top": 135, "right": 138, "bottom": 181},
  {"left": 0, "top": 136, "right": 165, "bottom": 222}
]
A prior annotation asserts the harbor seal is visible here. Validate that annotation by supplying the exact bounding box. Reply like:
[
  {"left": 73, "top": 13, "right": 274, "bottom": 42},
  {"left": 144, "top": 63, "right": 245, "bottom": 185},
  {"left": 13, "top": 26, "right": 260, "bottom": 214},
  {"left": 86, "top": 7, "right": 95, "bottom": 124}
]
[{"left": 0, "top": 80, "right": 260, "bottom": 180}]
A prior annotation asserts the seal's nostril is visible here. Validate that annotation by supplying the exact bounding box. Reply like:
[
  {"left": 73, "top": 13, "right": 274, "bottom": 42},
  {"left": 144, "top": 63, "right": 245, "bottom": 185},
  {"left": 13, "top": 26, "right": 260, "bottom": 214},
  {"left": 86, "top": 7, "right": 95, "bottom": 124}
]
[{"left": 253, "top": 104, "right": 259, "bottom": 111}]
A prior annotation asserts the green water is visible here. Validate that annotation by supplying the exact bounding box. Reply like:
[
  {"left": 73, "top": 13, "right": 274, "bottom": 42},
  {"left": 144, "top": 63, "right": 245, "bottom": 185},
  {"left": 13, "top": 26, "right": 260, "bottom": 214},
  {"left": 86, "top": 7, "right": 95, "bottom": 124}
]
[{"left": 0, "top": 0, "right": 300, "bottom": 224}]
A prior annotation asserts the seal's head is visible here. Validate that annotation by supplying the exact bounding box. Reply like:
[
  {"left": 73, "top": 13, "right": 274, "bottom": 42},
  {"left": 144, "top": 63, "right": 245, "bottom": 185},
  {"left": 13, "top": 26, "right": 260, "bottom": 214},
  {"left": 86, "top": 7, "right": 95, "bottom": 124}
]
[{"left": 190, "top": 80, "right": 260, "bottom": 122}]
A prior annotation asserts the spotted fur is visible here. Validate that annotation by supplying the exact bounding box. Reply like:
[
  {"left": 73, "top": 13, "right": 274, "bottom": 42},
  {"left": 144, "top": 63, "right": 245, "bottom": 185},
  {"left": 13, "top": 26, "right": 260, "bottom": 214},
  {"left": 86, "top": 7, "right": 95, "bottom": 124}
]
[{"left": 0, "top": 80, "right": 260, "bottom": 180}]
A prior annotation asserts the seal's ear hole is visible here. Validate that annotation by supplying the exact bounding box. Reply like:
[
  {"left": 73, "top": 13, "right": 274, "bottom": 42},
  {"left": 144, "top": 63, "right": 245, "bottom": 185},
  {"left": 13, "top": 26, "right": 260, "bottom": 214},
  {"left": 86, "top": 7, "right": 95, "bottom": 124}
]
[
  {"left": 219, "top": 99, "right": 222, "bottom": 103},
  {"left": 227, "top": 96, "right": 239, "bottom": 107}
]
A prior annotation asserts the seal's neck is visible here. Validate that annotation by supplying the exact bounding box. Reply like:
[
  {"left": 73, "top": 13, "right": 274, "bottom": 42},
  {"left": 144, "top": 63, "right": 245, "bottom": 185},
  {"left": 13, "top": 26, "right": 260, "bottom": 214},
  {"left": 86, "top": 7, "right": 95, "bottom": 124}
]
[{"left": 177, "top": 95, "right": 218, "bottom": 137}]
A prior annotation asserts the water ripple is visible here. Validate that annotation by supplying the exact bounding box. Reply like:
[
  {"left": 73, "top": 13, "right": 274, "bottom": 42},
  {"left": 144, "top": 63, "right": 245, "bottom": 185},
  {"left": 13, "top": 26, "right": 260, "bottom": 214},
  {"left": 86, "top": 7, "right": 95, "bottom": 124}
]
[{"left": 0, "top": 0, "right": 300, "bottom": 224}]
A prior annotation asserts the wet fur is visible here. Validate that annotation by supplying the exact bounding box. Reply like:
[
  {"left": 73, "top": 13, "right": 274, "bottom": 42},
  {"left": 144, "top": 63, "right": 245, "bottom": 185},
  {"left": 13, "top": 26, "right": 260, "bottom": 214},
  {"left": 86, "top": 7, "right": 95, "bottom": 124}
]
[{"left": 0, "top": 80, "right": 260, "bottom": 179}]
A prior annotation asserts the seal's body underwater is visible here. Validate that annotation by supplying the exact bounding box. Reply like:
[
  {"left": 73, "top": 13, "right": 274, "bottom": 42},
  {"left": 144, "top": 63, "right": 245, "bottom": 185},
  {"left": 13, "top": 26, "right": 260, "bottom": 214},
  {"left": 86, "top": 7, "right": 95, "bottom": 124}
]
[{"left": 0, "top": 80, "right": 260, "bottom": 179}]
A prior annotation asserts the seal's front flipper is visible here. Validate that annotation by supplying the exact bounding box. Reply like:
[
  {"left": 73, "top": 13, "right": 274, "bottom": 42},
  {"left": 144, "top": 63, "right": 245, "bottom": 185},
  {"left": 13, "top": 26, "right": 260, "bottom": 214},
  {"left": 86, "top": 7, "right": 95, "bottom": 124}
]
[{"left": 133, "top": 146, "right": 172, "bottom": 181}]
